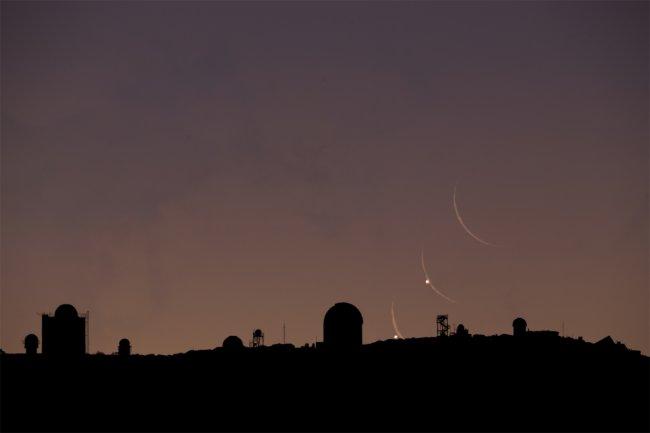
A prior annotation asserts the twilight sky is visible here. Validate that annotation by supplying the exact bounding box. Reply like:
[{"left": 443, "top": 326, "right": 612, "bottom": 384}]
[{"left": 1, "top": 1, "right": 648, "bottom": 355}]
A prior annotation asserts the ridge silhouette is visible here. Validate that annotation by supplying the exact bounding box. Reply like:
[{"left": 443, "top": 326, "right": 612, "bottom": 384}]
[{"left": 1, "top": 303, "right": 648, "bottom": 431}]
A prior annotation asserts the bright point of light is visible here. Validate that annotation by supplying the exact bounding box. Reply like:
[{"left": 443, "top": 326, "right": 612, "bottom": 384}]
[
  {"left": 393, "top": 335, "right": 399, "bottom": 339},
  {"left": 425, "top": 279, "right": 430, "bottom": 284}
]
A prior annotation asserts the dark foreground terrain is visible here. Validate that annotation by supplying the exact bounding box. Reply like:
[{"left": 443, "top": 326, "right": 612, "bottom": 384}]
[{"left": 2, "top": 335, "right": 648, "bottom": 432}]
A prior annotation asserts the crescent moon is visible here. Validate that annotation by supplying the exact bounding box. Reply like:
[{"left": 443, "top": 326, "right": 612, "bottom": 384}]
[
  {"left": 421, "top": 250, "right": 456, "bottom": 303},
  {"left": 391, "top": 302, "right": 405, "bottom": 339},
  {"left": 453, "top": 185, "right": 497, "bottom": 247}
]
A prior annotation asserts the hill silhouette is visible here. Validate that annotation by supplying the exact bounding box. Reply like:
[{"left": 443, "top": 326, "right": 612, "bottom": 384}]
[{"left": 1, "top": 304, "right": 648, "bottom": 431}]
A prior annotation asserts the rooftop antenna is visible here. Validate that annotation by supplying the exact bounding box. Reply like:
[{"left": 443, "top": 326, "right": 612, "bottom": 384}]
[{"left": 282, "top": 322, "right": 286, "bottom": 344}]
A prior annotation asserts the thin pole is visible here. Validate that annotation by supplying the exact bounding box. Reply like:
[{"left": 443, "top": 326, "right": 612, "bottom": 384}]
[{"left": 86, "top": 310, "right": 90, "bottom": 354}]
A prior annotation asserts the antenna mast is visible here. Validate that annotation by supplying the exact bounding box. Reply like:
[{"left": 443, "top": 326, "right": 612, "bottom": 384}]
[{"left": 86, "top": 310, "right": 90, "bottom": 354}]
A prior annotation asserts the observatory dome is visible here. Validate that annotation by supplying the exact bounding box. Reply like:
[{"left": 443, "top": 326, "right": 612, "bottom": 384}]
[
  {"left": 24, "top": 333, "right": 39, "bottom": 355},
  {"left": 54, "top": 304, "right": 79, "bottom": 319},
  {"left": 324, "top": 302, "right": 363, "bottom": 325},
  {"left": 513, "top": 317, "right": 528, "bottom": 336},
  {"left": 323, "top": 302, "right": 363, "bottom": 349},
  {"left": 222, "top": 335, "right": 244, "bottom": 350},
  {"left": 118, "top": 338, "right": 131, "bottom": 356}
]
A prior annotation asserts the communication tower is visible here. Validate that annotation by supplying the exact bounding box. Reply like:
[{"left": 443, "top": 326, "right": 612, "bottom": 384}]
[{"left": 436, "top": 315, "right": 450, "bottom": 337}]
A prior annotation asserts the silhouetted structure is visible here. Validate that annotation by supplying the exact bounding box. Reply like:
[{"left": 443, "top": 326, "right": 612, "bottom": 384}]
[
  {"left": 323, "top": 302, "right": 363, "bottom": 349},
  {"left": 250, "top": 329, "right": 264, "bottom": 347},
  {"left": 436, "top": 315, "right": 450, "bottom": 337},
  {"left": 3, "top": 302, "right": 649, "bottom": 432},
  {"left": 596, "top": 335, "right": 615, "bottom": 346},
  {"left": 529, "top": 330, "right": 559, "bottom": 339},
  {"left": 222, "top": 335, "right": 244, "bottom": 350},
  {"left": 455, "top": 324, "right": 469, "bottom": 337},
  {"left": 42, "top": 304, "right": 86, "bottom": 356},
  {"left": 24, "top": 334, "right": 39, "bottom": 355},
  {"left": 118, "top": 338, "right": 131, "bottom": 356},
  {"left": 513, "top": 317, "right": 527, "bottom": 336}
]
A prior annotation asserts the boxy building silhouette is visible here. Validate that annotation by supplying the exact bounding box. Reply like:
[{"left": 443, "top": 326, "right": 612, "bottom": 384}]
[{"left": 42, "top": 304, "right": 86, "bottom": 356}]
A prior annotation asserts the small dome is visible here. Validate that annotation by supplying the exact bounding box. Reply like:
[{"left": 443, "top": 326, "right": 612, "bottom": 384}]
[
  {"left": 222, "top": 335, "right": 244, "bottom": 349},
  {"left": 118, "top": 338, "right": 131, "bottom": 356},
  {"left": 513, "top": 317, "right": 527, "bottom": 328},
  {"left": 253, "top": 329, "right": 263, "bottom": 338},
  {"left": 24, "top": 334, "right": 39, "bottom": 354},
  {"left": 513, "top": 317, "right": 527, "bottom": 336},
  {"left": 55, "top": 304, "right": 79, "bottom": 319},
  {"left": 24, "top": 334, "right": 39, "bottom": 345}
]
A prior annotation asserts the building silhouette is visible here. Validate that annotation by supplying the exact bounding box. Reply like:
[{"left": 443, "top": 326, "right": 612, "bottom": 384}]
[
  {"left": 513, "top": 317, "right": 527, "bottom": 336},
  {"left": 118, "top": 339, "right": 131, "bottom": 356},
  {"left": 323, "top": 302, "right": 363, "bottom": 349},
  {"left": 42, "top": 304, "right": 86, "bottom": 356},
  {"left": 4, "top": 300, "right": 649, "bottom": 432},
  {"left": 24, "top": 334, "right": 39, "bottom": 355},
  {"left": 222, "top": 335, "right": 244, "bottom": 350},
  {"left": 455, "top": 324, "right": 469, "bottom": 337}
]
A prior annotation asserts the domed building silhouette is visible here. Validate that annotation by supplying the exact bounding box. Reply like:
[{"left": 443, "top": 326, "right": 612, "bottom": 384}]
[
  {"left": 118, "top": 339, "right": 131, "bottom": 356},
  {"left": 513, "top": 317, "right": 528, "bottom": 337},
  {"left": 42, "top": 304, "right": 87, "bottom": 356},
  {"left": 323, "top": 302, "right": 363, "bottom": 349},
  {"left": 222, "top": 335, "right": 244, "bottom": 350},
  {"left": 55, "top": 304, "right": 78, "bottom": 319},
  {"left": 24, "top": 334, "right": 39, "bottom": 355}
]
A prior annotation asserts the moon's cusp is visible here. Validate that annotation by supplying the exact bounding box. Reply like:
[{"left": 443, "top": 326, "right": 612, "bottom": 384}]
[{"left": 453, "top": 185, "right": 497, "bottom": 247}]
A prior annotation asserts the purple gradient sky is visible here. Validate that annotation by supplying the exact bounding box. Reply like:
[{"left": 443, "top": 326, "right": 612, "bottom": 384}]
[{"left": 1, "top": 1, "right": 648, "bottom": 355}]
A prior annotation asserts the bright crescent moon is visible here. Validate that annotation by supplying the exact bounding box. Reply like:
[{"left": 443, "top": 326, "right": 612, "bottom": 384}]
[
  {"left": 453, "top": 185, "right": 497, "bottom": 247},
  {"left": 421, "top": 250, "right": 456, "bottom": 303},
  {"left": 390, "top": 302, "right": 405, "bottom": 339}
]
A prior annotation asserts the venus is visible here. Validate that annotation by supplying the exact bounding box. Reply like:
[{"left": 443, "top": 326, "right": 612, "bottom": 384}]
[{"left": 421, "top": 250, "right": 456, "bottom": 303}]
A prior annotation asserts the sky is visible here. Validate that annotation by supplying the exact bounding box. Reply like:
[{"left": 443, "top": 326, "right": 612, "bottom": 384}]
[{"left": 1, "top": 1, "right": 648, "bottom": 355}]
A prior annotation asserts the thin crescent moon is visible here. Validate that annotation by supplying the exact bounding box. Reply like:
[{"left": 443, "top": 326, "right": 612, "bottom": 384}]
[
  {"left": 453, "top": 185, "right": 497, "bottom": 247},
  {"left": 391, "top": 302, "right": 405, "bottom": 339},
  {"left": 421, "top": 250, "right": 456, "bottom": 303}
]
